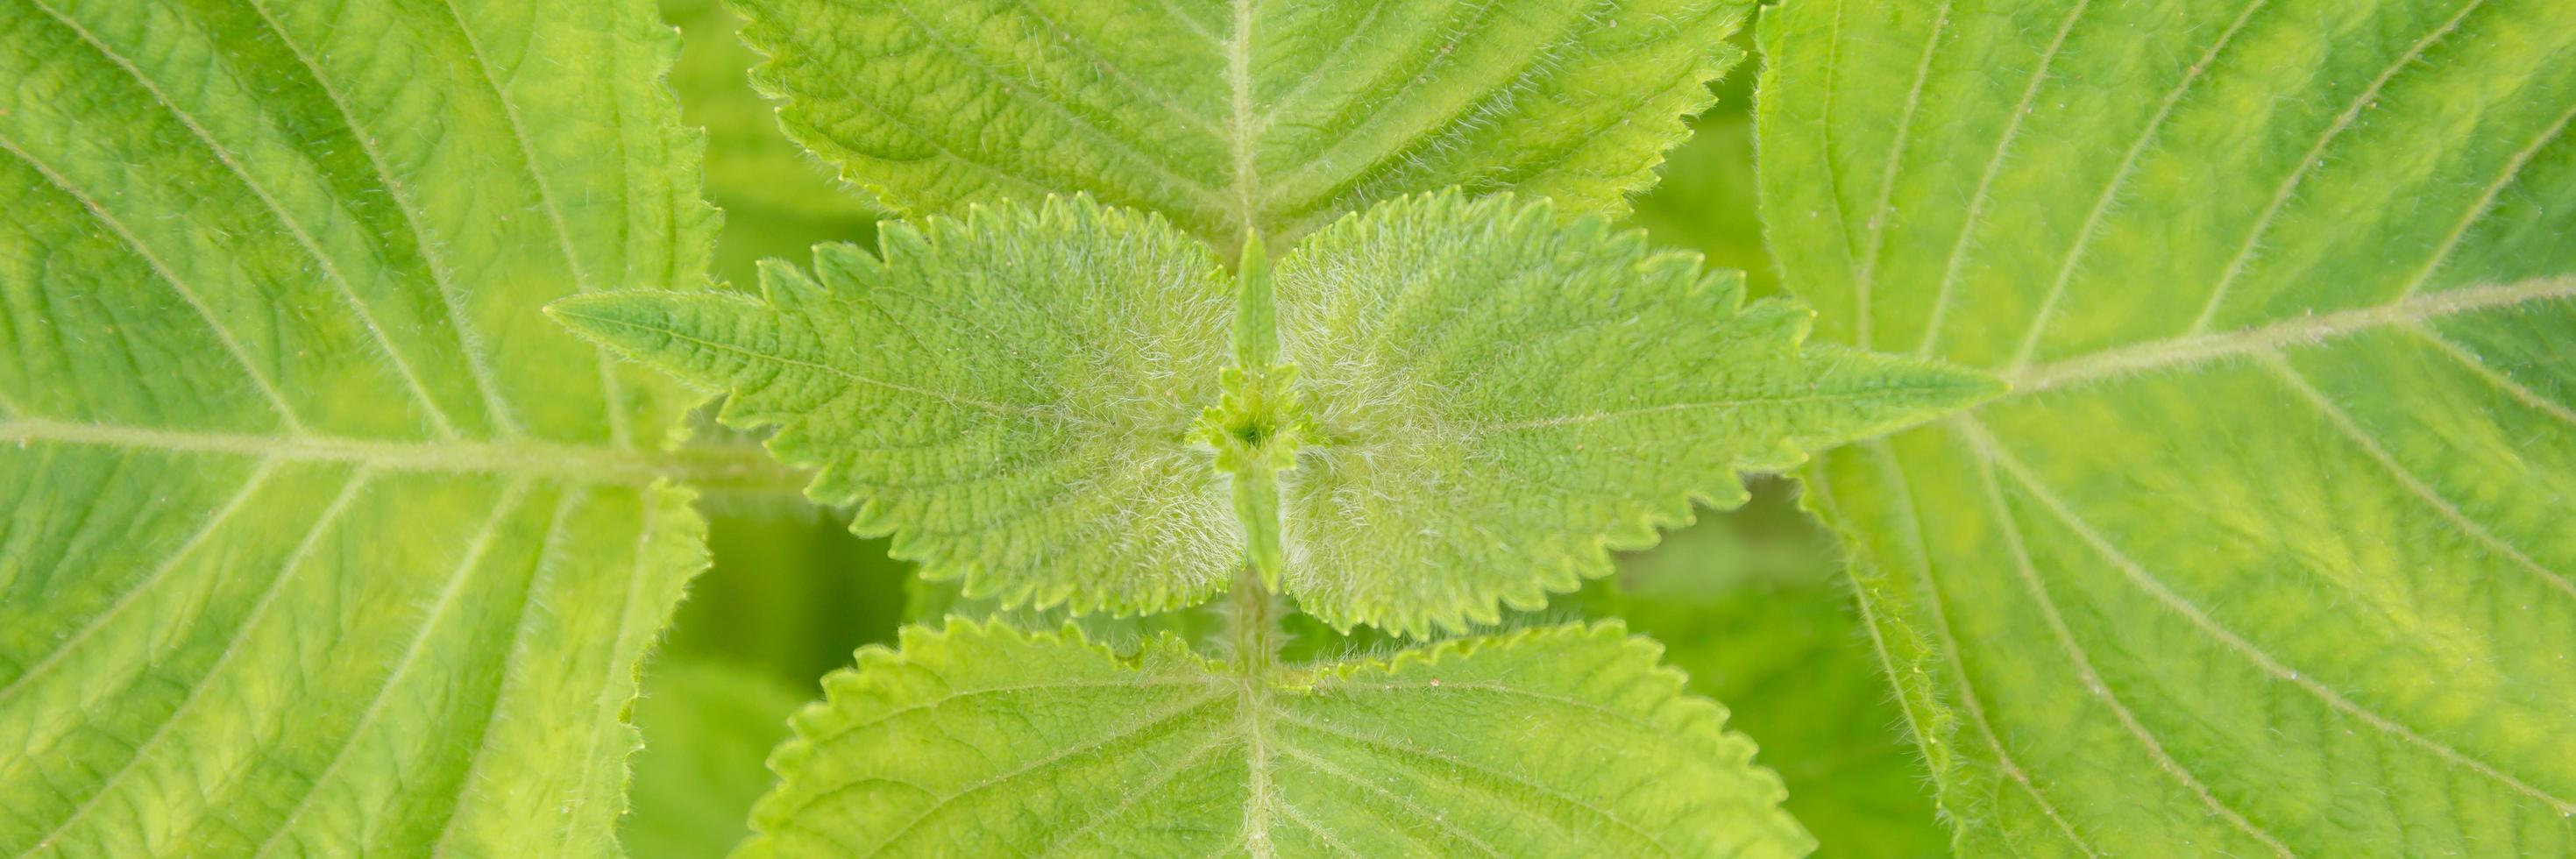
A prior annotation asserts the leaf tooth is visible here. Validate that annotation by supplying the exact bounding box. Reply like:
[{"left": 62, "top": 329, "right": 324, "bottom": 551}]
[
  {"left": 756, "top": 255, "right": 827, "bottom": 306},
  {"left": 803, "top": 242, "right": 879, "bottom": 295}
]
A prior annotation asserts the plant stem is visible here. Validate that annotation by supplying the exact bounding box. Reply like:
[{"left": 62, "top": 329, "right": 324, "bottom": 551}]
[
  {"left": 1233, "top": 230, "right": 1277, "bottom": 366},
  {"left": 1226, "top": 566, "right": 1281, "bottom": 855},
  {"left": 1228, "top": 567, "right": 1283, "bottom": 671},
  {"left": 1224, "top": 227, "right": 1288, "bottom": 855}
]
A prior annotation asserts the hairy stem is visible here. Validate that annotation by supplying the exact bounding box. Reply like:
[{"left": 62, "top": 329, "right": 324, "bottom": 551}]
[
  {"left": 1226, "top": 231, "right": 1287, "bottom": 854},
  {"left": 1226, "top": 566, "right": 1282, "bottom": 855},
  {"left": 1234, "top": 231, "right": 1278, "bottom": 366}
]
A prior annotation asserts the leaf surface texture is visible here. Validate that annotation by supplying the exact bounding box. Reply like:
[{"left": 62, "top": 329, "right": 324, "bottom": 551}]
[
  {"left": 730, "top": 0, "right": 1750, "bottom": 245},
  {"left": 1760, "top": 0, "right": 2576, "bottom": 852},
  {"left": 0, "top": 0, "right": 724, "bottom": 853},
  {"left": 555, "top": 193, "right": 1998, "bottom": 634},
  {"left": 741, "top": 621, "right": 1812, "bottom": 857}
]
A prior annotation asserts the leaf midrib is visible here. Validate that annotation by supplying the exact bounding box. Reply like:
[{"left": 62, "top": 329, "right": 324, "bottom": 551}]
[
  {"left": 2000, "top": 275, "right": 2576, "bottom": 395},
  {"left": 1225, "top": 0, "right": 1260, "bottom": 235},
  {"left": 0, "top": 416, "right": 798, "bottom": 489}
]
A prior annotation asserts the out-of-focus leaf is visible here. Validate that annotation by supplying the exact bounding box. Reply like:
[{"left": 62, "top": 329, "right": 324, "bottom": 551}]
[
  {"left": 1629, "top": 30, "right": 1775, "bottom": 298},
  {"left": 1600, "top": 480, "right": 1949, "bottom": 859},
  {"left": 621, "top": 658, "right": 806, "bottom": 859}
]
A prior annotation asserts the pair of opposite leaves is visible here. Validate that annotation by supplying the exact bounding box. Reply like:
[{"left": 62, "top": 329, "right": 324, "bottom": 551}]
[
  {"left": 553, "top": 191, "right": 1998, "bottom": 635},
  {"left": 564, "top": 0, "right": 1980, "bottom": 853}
]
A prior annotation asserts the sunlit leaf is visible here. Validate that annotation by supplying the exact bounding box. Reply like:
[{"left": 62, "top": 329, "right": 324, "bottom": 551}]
[
  {"left": 741, "top": 621, "right": 1812, "bottom": 857},
  {"left": 1762, "top": 0, "right": 2576, "bottom": 852},
  {"left": 553, "top": 192, "right": 1997, "bottom": 634},
  {"left": 731, "top": 0, "right": 1750, "bottom": 245},
  {"left": 0, "top": 0, "right": 733, "bottom": 853}
]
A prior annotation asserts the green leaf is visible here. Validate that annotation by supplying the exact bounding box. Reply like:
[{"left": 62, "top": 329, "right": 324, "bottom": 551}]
[
  {"left": 0, "top": 0, "right": 734, "bottom": 854},
  {"left": 729, "top": 0, "right": 1751, "bottom": 245},
  {"left": 1761, "top": 0, "right": 2576, "bottom": 853},
  {"left": 1626, "top": 44, "right": 1776, "bottom": 298},
  {"left": 741, "top": 621, "right": 1813, "bottom": 857},
  {"left": 554, "top": 193, "right": 1998, "bottom": 634},
  {"left": 623, "top": 658, "right": 808, "bottom": 859},
  {"left": 557, "top": 199, "right": 1242, "bottom": 615},
  {"left": 1271, "top": 192, "right": 1998, "bottom": 633}
]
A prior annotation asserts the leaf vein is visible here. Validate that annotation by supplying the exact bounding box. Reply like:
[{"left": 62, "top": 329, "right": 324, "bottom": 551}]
[
  {"left": 1916, "top": 0, "right": 2094, "bottom": 358},
  {"left": 426, "top": 0, "right": 631, "bottom": 446},
  {"left": 1961, "top": 424, "right": 2295, "bottom": 856},
  {"left": 26, "top": 0, "right": 472, "bottom": 440},
  {"left": 0, "top": 459, "right": 280, "bottom": 708},
  {"left": 1969, "top": 420, "right": 2576, "bottom": 816},
  {"left": 2009, "top": 276, "right": 2576, "bottom": 393},
  {"left": 2005, "top": 0, "right": 2272, "bottom": 371},
  {"left": 1852, "top": 0, "right": 1951, "bottom": 351},
  {"left": 1269, "top": 737, "right": 1501, "bottom": 856},
  {"left": 850, "top": 691, "right": 1231, "bottom": 854},
  {"left": 248, "top": 480, "right": 529, "bottom": 857},
  {"left": 2404, "top": 325, "right": 2576, "bottom": 429},
  {"left": 879, "top": 0, "right": 1226, "bottom": 212},
  {"left": 1862, "top": 439, "right": 2104, "bottom": 857},
  {"left": 28, "top": 471, "right": 373, "bottom": 845},
  {"left": 242, "top": 0, "right": 524, "bottom": 437},
  {"left": 1263, "top": 707, "right": 1676, "bottom": 856},
  {"left": 2259, "top": 355, "right": 2576, "bottom": 602},
  {"left": 0, "top": 131, "right": 305, "bottom": 433},
  {"left": 2183, "top": 0, "right": 2488, "bottom": 336}
]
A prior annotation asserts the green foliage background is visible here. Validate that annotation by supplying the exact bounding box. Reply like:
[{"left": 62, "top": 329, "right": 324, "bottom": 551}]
[{"left": 628, "top": 4, "right": 1942, "bottom": 855}]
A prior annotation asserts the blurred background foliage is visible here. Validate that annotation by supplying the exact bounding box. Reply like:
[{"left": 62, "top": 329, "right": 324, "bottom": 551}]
[{"left": 628, "top": 3, "right": 1944, "bottom": 856}]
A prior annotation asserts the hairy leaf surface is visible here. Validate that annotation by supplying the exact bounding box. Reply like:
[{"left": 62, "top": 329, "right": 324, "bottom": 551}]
[
  {"left": 0, "top": 0, "right": 734, "bottom": 854},
  {"left": 556, "top": 199, "right": 1243, "bottom": 615},
  {"left": 1761, "top": 0, "right": 2576, "bottom": 853},
  {"left": 740, "top": 621, "right": 1812, "bottom": 857},
  {"left": 1273, "top": 193, "right": 1998, "bottom": 633},
  {"left": 729, "top": 0, "right": 1749, "bottom": 245},
  {"left": 556, "top": 193, "right": 1997, "bottom": 634}
]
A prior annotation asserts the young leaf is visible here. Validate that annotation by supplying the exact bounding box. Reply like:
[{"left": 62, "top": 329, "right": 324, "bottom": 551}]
[
  {"left": 1271, "top": 192, "right": 1999, "bottom": 633},
  {"left": 554, "top": 199, "right": 1244, "bottom": 615},
  {"left": 740, "top": 621, "right": 1813, "bottom": 857},
  {"left": 0, "top": 0, "right": 734, "bottom": 854},
  {"left": 1763, "top": 0, "right": 2576, "bottom": 853},
  {"left": 555, "top": 193, "right": 1998, "bottom": 634},
  {"left": 729, "top": 0, "right": 1750, "bottom": 245}
]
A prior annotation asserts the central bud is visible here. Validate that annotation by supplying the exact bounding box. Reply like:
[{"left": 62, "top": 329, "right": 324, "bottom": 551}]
[{"left": 1197, "top": 364, "right": 1307, "bottom": 474}]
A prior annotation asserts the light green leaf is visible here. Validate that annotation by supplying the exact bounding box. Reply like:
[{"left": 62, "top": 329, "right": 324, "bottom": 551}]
[
  {"left": 624, "top": 658, "right": 808, "bottom": 859},
  {"left": 730, "top": 0, "right": 1750, "bottom": 245},
  {"left": 741, "top": 621, "right": 1813, "bottom": 857},
  {"left": 1761, "top": 0, "right": 2576, "bottom": 853},
  {"left": 555, "top": 199, "right": 1242, "bottom": 615},
  {"left": 0, "top": 0, "right": 742, "bottom": 854},
  {"left": 554, "top": 193, "right": 1997, "bottom": 634},
  {"left": 1272, "top": 192, "right": 1998, "bottom": 633}
]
